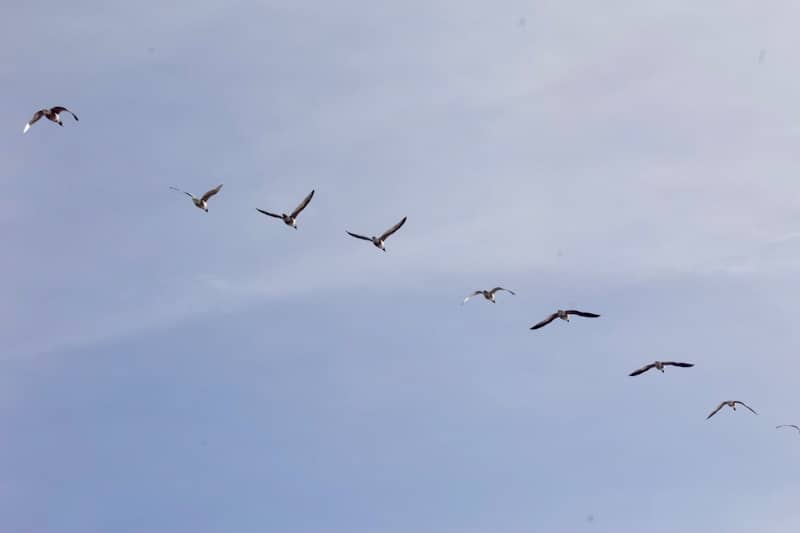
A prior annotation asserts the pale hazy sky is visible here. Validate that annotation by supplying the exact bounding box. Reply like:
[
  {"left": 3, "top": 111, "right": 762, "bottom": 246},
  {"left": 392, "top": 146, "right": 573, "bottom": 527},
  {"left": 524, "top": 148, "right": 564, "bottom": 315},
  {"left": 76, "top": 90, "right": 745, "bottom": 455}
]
[{"left": 2, "top": 1, "right": 800, "bottom": 532}]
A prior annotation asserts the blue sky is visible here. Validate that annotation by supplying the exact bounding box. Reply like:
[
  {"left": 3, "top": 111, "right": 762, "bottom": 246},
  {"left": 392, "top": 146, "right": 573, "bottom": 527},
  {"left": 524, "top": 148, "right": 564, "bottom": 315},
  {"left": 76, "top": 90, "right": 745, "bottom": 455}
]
[{"left": 2, "top": 1, "right": 800, "bottom": 532}]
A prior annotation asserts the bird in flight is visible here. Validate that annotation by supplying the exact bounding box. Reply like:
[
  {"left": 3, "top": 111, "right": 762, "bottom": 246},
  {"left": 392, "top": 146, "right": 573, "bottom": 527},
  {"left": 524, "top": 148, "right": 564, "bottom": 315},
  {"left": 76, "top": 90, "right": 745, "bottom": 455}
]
[
  {"left": 628, "top": 361, "right": 694, "bottom": 377},
  {"left": 256, "top": 190, "right": 315, "bottom": 229},
  {"left": 529, "top": 309, "right": 600, "bottom": 330},
  {"left": 170, "top": 184, "right": 223, "bottom": 212},
  {"left": 23, "top": 106, "right": 79, "bottom": 133},
  {"left": 462, "top": 287, "right": 515, "bottom": 305},
  {"left": 346, "top": 216, "right": 407, "bottom": 252},
  {"left": 706, "top": 400, "right": 758, "bottom": 420},
  {"left": 776, "top": 424, "right": 800, "bottom": 434}
]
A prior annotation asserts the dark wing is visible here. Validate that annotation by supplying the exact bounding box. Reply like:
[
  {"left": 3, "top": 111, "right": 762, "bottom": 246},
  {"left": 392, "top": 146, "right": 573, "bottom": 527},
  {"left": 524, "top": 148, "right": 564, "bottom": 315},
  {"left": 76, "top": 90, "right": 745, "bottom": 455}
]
[
  {"left": 290, "top": 189, "right": 314, "bottom": 218},
  {"left": 380, "top": 216, "right": 407, "bottom": 241},
  {"left": 662, "top": 362, "right": 694, "bottom": 368},
  {"left": 462, "top": 291, "right": 483, "bottom": 305},
  {"left": 29, "top": 110, "right": 45, "bottom": 122},
  {"left": 566, "top": 310, "right": 601, "bottom": 318},
  {"left": 169, "top": 186, "right": 194, "bottom": 199},
  {"left": 706, "top": 402, "right": 727, "bottom": 420},
  {"left": 201, "top": 184, "right": 223, "bottom": 202},
  {"left": 628, "top": 362, "right": 656, "bottom": 377},
  {"left": 490, "top": 287, "right": 515, "bottom": 296},
  {"left": 776, "top": 425, "right": 800, "bottom": 433},
  {"left": 346, "top": 231, "right": 372, "bottom": 241},
  {"left": 530, "top": 313, "right": 559, "bottom": 330},
  {"left": 256, "top": 208, "right": 282, "bottom": 219},
  {"left": 23, "top": 110, "right": 45, "bottom": 132},
  {"left": 734, "top": 401, "right": 758, "bottom": 415},
  {"left": 51, "top": 106, "right": 79, "bottom": 121}
]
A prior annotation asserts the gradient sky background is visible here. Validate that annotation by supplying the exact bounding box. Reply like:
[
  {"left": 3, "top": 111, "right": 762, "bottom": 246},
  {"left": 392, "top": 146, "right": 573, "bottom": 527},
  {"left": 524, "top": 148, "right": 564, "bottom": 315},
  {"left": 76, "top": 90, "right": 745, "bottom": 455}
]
[{"left": 2, "top": 1, "right": 800, "bottom": 532}]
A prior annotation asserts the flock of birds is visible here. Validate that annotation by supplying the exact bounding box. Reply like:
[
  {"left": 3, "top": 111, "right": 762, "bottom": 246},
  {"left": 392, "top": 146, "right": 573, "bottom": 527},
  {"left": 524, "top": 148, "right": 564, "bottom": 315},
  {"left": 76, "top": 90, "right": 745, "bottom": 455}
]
[{"left": 22, "top": 104, "right": 800, "bottom": 433}]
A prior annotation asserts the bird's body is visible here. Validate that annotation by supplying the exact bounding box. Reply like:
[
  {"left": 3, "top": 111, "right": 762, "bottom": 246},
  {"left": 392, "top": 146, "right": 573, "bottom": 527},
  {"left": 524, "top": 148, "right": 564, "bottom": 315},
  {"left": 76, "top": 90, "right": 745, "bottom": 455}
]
[
  {"left": 628, "top": 360, "right": 694, "bottom": 377},
  {"left": 347, "top": 216, "right": 407, "bottom": 251},
  {"left": 257, "top": 190, "right": 314, "bottom": 229},
  {"left": 706, "top": 400, "right": 758, "bottom": 420},
  {"left": 462, "top": 287, "right": 515, "bottom": 304},
  {"left": 170, "top": 184, "right": 223, "bottom": 212},
  {"left": 23, "top": 106, "right": 79, "bottom": 133},
  {"left": 529, "top": 309, "right": 600, "bottom": 330}
]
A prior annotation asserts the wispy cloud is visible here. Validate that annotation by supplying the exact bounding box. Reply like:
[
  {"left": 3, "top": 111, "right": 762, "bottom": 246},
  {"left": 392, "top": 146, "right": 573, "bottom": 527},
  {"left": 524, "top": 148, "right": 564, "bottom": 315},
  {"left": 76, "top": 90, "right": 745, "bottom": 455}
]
[{"left": 5, "top": 0, "right": 800, "bottom": 358}]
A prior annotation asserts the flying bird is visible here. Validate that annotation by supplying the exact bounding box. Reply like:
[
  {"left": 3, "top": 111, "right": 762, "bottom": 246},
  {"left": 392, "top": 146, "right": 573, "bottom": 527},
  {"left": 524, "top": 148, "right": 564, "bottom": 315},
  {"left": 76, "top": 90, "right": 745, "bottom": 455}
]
[
  {"left": 462, "top": 287, "right": 515, "bottom": 305},
  {"left": 23, "top": 106, "right": 79, "bottom": 133},
  {"left": 256, "top": 189, "right": 315, "bottom": 229},
  {"left": 170, "top": 184, "right": 223, "bottom": 212},
  {"left": 776, "top": 424, "right": 800, "bottom": 434},
  {"left": 628, "top": 361, "right": 694, "bottom": 377},
  {"left": 529, "top": 309, "right": 600, "bottom": 330},
  {"left": 706, "top": 400, "right": 758, "bottom": 420},
  {"left": 346, "top": 216, "right": 407, "bottom": 252}
]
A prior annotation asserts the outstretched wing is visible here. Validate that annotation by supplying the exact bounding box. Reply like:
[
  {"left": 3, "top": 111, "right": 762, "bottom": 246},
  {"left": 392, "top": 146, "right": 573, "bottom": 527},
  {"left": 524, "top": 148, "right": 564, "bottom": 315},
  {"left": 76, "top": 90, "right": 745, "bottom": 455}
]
[
  {"left": 706, "top": 402, "right": 727, "bottom": 420},
  {"left": 663, "top": 362, "right": 694, "bottom": 369},
  {"left": 256, "top": 208, "right": 282, "bottom": 219},
  {"left": 776, "top": 425, "right": 800, "bottom": 433},
  {"left": 201, "top": 184, "right": 223, "bottom": 202},
  {"left": 169, "top": 186, "right": 194, "bottom": 199},
  {"left": 734, "top": 401, "right": 758, "bottom": 415},
  {"left": 462, "top": 291, "right": 483, "bottom": 305},
  {"left": 51, "top": 106, "right": 79, "bottom": 122},
  {"left": 346, "top": 231, "right": 372, "bottom": 241},
  {"left": 23, "top": 110, "right": 45, "bottom": 133},
  {"left": 628, "top": 362, "right": 656, "bottom": 377},
  {"left": 566, "top": 310, "right": 600, "bottom": 318},
  {"left": 490, "top": 287, "right": 515, "bottom": 296},
  {"left": 380, "top": 216, "right": 407, "bottom": 241},
  {"left": 290, "top": 189, "right": 315, "bottom": 218},
  {"left": 530, "top": 313, "right": 559, "bottom": 330}
]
